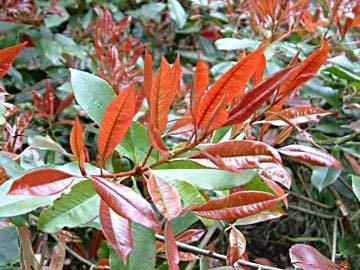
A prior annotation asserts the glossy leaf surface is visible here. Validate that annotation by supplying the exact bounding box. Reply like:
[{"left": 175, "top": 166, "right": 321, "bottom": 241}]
[
  {"left": 0, "top": 43, "right": 26, "bottom": 79},
  {"left": 165, "top": 221, "right": 180, "bottom": 270},
  {"left": 226, "top": 226, "right": 246, "bottom": 266},
  {"left": 70, "top": 116, "right": 87, "bottom": 175}
]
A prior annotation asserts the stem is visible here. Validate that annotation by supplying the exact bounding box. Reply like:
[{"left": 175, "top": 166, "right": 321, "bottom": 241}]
[
  {"left": 288, "top": 204, "right": 338, "bottom": 220},
  {"left": 141, "top": 146, "right": 153, "bottom": 167},
  {"left": 331, "top": 218, "right": 338, "bottom": 262},
  {"left": 155, "top": 234, "right": 285, "bottom": 270},
  {"left": 289, "top": 191, "right": 333, "bottom": 209}
]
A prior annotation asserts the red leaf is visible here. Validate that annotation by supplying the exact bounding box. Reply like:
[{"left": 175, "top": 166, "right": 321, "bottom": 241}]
[
  {"left": 344, "top": 153, "right": 360, "bottom": 176},
  {"left": 258, "top": 106, "right": 331, "bottom": 126},
  {"left": 225, "top": 67, "right": 294, "bottom": 126},
  {"left": 92, "top": 176, "right": 161, "bottom": 232},
  {"left": 252, "top": 54, "right": 266, "bottom": 85},
  {"left": 147, "top": 122, "right": 170, "bottom": 159},
  {"left": 70, "top": 116, "right": 87, "bottom": 176},
  {"left": 98, "top": 84, "right": 136, "bottom": 165},
  {"left": 191, "top": 57, "right": 209, "bottom": 120},
  {"left": 55, "top": 93, "right": 74, "bottom": 117},
  {"left": 149, "top": 58, "right": 173, "bottom": 133},
  {"left": 8, "top": 169, "right": 74, "bottom": 196},
  {"left": 143, "top": 48, "right": 153, "bottom": 103},
  {"left": 289, "top": 244, "right": 340, "bottom": 270},
  {"left": 165, "top": 221, "right": 179, "bottom": 270},
  {"left": 147, "top": 174, "right": 182, "bottom": 220},
  {"left": 186, "top": 191, "right": 286, "bottom": 220},
  {"left": 196, "top": 45, "right": 266, "bottom": 131},
  {"left": 175, "top": 229, "right": 205, "bottom": 244},
  {"left": 178, "top": 252, "right": 199, "bottom": 261},
  {"left": 278, "top": 145, "right": 343, "bottom": 169},
  {"left": 226, "top": 226, "right": 246, "bottom": 266},
  {"left": 190, "top": 140, "right": 282, "bottom": 170},
  {"left": 170, "top": 55, "right": 181, "bottom": 98},
  {"left": 99, "top": 200, "right": 132, "bottom": 263},
  {"left": 259, "top": 163, "right": 292, "bottom": 189},
  {"left": 0, "top": 43, "right": 26, "bottom": 79}
]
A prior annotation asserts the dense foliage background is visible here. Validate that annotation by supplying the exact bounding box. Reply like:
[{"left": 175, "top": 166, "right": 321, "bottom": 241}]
[{"left": 0, "top": 0, "right": 359, "bottom": 269}]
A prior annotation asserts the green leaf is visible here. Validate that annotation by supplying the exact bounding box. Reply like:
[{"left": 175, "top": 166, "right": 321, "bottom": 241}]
[
  {"left": 28, "top": 135, "right": 71, "bottom": 157},
  {"left": 311, "top": 167, "right": 341, "bottom": 192},
  {"left": 0, "top": 153, "right": 23, "bottom": 177},
  {"left": 109, "top": 248, "right": 125, "bottom": 270},
  {"left": 351, "top": 174, "right": 360, "bottom": 202},
  {"left": 171, "top": 213, "right": 198, "bottom": 236},
  {"left": 168, "top": 0, "right": 187, "bottom": 29},
  {"left": 70, "top": 69, "right": 116, "bottom": 124},
  {"left": 215, "top": 38, "right": 260, "bottom": 51},
  {"left": 153, "top": 167, "right": 257, "bottom": 190},
  {"left": 117, "top": 122, "right": 155, "bottom": 164},
  {"left": 127, "top": 3, "right": 166, "bottom": 23},
  {"left": 126, "top": 223, "right": 156, "bottom": 270},
  {"left": 0, "top": 227, "right": 19, "bottom": 266},
  {"left": 38, "top": 180, "right": 100, "bottom": 233},
  {"left": 41, "top": 38, "right": 62, "bottom": 64}
]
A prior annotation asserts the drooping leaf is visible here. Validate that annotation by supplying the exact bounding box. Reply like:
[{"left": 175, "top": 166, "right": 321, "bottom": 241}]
[
  {"left": 259, "top": 163, "right": 292, "bottom": 189},
  {"left": 100, "top": 200, "right": 132, "bottom": 263},
  {"left": 91, "top": 177, "right": 161, "bottom": 232},
  {"left": 196, "top": 45, "right": 265, "bottom": 131},
  {"left": 38, "top": 180, "right": 99, "bottom": 233},
  {"left": 147, "top": 174, "right": 182, "bottom": 220},
  {"left": 235, "top": 205, "right": 285, "bottom": 225},
  {"left": 289, "top": 244, "right": 340, "bottom": 270},
  {"left": 311, "top": 167, "right": 341, "bottom": 192},
  {"left": 278, "top": 145, "right": 343, "bottom": 169},
  {"left": 70, "top": 116, "right": 87, "bottom": 175},
  {"left": 0, "top": 43, "right": 26, "bottom": 79},
  {"left": 225, "top": 67, "right": 294, "bottom": 126},
  {"left": 226, "top": 226, "right": 246, "bottom": 266},
  {"left": 8, "top": 169, "right": 75, "bottom": 196},
  {"left": 98, "top": 84, "right": 136, "bottom": 165},
  {"left": 165, "top": 221, "right": 179, "bottom": 270},
  {"left": 190, "top": 140, "right": 282, "bottom": 170},
  {"left": 186, "top": 191, "right": 286, "bottom": 220},
  {"left": 258, "top": 106, "right": 331, "bottom": 126},
  {"left": 191, "top": 57, "right": 209, "bottom": 121},
  {"left": 17, "top": 227, "right": 39, "bottom": 270}
]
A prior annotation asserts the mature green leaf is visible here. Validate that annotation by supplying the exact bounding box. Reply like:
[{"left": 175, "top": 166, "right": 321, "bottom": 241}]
[
  {"left": 311, "top": 167, "right": 341, "bottom": 192},
  {"left": 215, "top": 38, "right": 260, "bottom": 51},
  {"left": 38, "top": 180, "right": 99, "bottom": 233},
  {"left": 168, "top": 0, "right": 187, "bottom": 29},
  {"left": 351, "top": 175, "right": 360, "bottom": 202},
  {"left": 0, "top": 227, "right": 19, "bottom": 266},
  {"left": 70, "top": 69, "right": 116, "bottom": 124},
  {"left": 0, "top": 153, "right": 23, "bottom": 177},
  {"left": 153, "top": 167, "right": 257, "bottom": 190}
]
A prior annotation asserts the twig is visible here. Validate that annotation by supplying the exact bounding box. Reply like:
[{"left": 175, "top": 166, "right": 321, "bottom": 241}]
[
  {"left": 329, "top": 187, "right": 354, "bottom": 234},
  {"left": 289, "top": 191, "right": 333, "bottom": 209},
  {"left": 288, "top": 204, "right": 337, "bottom": 220},
  {"left": 155, "top": 234, "right": 285, "bottom": 270},
  {"left": 331, "top": 218, "right": 338, "bottom": 262}
]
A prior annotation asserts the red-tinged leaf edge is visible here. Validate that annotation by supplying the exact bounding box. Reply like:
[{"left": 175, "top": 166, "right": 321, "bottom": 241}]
[
  {"left": 91, "top": 176, "right": 162, "bottom": 232},
  {"left": 289, "top": 244, "right": 341, "bottom": 270},
  {"left": 191, "top": 56, "right": 209, "bottom": 121},
  {"left": 147, "top": 122, "right": 170, "bottom": 160},
  {"left": 226, "top": 226, "right": 246, "bottom": 266},
  {"left": 70, "top": 116, "right": 87, "bottom": 176},
  {"left": 143, "top": 47, "right": 153, "bottom": 103},
  {"left": 278, "top": 145, "right": 343, "bottom": 170},
  {"left": 165, "top": 221, "right": 180, "bottom": 270},
  {"left": 97, "top": 84, "right": 136, "bottom": 166},
  {"left": 99, "top": 200, "right": 132, "bottom": 263},
  {"left": 185, "top": 191, "right": 287, "bottom": 220},
  {"left": 8, "top": 169, "right": 74, "bottom": 196}
]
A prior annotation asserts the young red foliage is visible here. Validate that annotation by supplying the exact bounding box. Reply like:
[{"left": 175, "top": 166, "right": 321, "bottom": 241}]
[
  {"left": 147, "top": 122, "right": 170, "bottom": 159},
  {"left": 147, "top": 174, "right": 182, "bottom": 220},
  {"left": 225, "top": 67, "right": 294, "bottom": 126},
  {"left": 143, "top": 48, "right": 153, "bottom": 103},
  {"left": 186, "top": 191, "right": 286, "bottom": 220},
  {"left": 91, "top": 176, "right": 161, "bottom": 232},
  {"left": 175, "top": 229, "right": 205, "bottom": 244},
  {"left": 70, "top": 116, "right": 87, "bottom": 176},
  {"left": 99, "top": 200, "right": 132, "bottom": 263},
  {"left": 278, "top": 145, "right": 343, "bottom": 169},
  {"left": 289, "top": 244, "right": 340, "bottom": 270},
  {"left": 226, "top": 226, "right": 246, "bottom": 266},
  {"left": 8, "top": 169, "right": 74, "bottom": 196},
  {"left": 190, "top": 140, "right": 282, "bottom": 170},
  {"left": 165, "top": 221, "right": 180, "bottom": 270},
  {"left": 0, "top": 42, "right": 26, "bottom": 79},
  {"left": 97, "top": 84, "right": 136, "bottom": 165},
  {"left": 191, "top": 57, "right": 209, "bottom": 121},
  {"left": 252, "top": 54, "right": 266, "bottom": 85},
  {"left": 195, "top": 45, "right": 265, "bottom": 132}
]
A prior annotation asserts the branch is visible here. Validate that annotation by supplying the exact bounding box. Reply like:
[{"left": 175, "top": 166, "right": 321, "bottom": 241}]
[
  {"left": 289, "top": 191, "right": 333, "bottom": 209},
  {"left": 155, "top": 234, "right": 285, "bottom": 270},
  {"left": 288, "top": 204, "right": 338, "bottom": 220}
]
